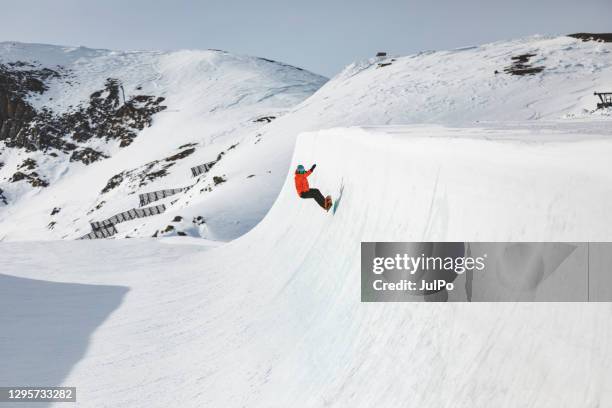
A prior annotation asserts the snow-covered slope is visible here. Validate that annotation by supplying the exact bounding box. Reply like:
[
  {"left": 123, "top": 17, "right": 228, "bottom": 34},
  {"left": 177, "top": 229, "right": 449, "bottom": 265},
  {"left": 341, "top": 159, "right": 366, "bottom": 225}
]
[
  {"left": 163, "top": 34, "right": 612, "bottom": 241},
  {"left": 250, "top": 34, "right": 612, "bottom": 166},
  {"left": 303, "top": 36, "right": 612, "bottom": 124},
  {"left": 0, "top": 42, "right": 326, "bottom": 240},
  {"left": 3, "top": 125, "right": 612, "bottom": 407},
  {"left": 165, "top": 37, "right": 612, "bottom": 239},
  {"left": 2, "top": 35, "right": 612, "bottom": 242}
]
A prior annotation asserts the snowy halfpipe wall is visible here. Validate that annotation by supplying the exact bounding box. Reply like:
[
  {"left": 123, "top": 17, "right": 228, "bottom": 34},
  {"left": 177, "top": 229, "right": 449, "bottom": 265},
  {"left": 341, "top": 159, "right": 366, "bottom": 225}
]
[
  {"left": 179, "top": 125, "right": 612, "bottom": 406},
  {"left": 255, "top": 125, "right": 612, "bottom": 243},
  {"left": 3, "top": 125, "right": 612, "bottom": 407},
  {"left": 238, "top": 125, "right": 612, "bottom": 302}
]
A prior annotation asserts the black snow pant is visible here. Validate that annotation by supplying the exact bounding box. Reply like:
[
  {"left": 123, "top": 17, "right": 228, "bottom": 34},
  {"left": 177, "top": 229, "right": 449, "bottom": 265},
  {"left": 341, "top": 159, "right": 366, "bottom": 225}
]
[{"left": 300, "top": 188, "right": 326, "bottom": 209}]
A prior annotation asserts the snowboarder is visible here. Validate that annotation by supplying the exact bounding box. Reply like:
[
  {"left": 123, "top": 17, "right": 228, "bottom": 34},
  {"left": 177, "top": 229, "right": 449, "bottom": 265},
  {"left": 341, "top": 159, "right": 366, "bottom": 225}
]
[{"left": 294, "top": 164, "right": 332, "bottom": 211}]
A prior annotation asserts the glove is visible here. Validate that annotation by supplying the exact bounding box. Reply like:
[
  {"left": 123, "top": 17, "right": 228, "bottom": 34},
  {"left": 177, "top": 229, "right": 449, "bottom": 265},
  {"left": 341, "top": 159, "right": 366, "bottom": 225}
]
[{"left": 310, "top": 164, "right": 316, "bottom": 171}]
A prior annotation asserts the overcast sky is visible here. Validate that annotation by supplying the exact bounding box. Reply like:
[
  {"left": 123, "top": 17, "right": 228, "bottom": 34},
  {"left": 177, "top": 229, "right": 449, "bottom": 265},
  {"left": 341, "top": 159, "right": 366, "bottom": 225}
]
[{"left": 0, "top": 0, "right": 610, "bottom": 77}]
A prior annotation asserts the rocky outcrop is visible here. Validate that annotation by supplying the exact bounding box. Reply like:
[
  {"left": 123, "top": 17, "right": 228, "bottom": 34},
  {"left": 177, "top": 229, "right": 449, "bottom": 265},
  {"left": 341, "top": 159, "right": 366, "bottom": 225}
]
[
  {"left": 100, "top": 145, "right": 199, "bottom": 195},
  {"left": 70, "top": 147, "right": 109, "bottom": 165},
  {"left": 0, "top": 63, "right": 60, "bottom": 149},
  {"left": 213, "top": 175, "right": 226, "bottom": 185},
  {"left": 1, "top": 62, "right": 166, "bottom": 153},
  {"left": 503, "top": 53, "right": 545, "bottom": 76},
  {"left": 165, "top": 147, "right": 195, "bottom": 162},
  {"left": 67, "top": 79, "right": 166, "bottom": 148},
  {"left": 6, "top": 158, "right": 48, "bottom": 187},
  {"left": 569, "top": 33, "right": 612, "bottom": 43},
  {"left": 9, "top": 170, "right": 48, "bottom": 187},
  {"left": 0, "top": 62, "right": 168, "bottom": 189},
  {"left": 17, "top": 158, "right": 37, "bottom": 170},
  {"left": 254, "top": 115, "right": 276, "bottom": 123},
  {"left": 101, "top": 173, "right": 125, "bottom": 194}
]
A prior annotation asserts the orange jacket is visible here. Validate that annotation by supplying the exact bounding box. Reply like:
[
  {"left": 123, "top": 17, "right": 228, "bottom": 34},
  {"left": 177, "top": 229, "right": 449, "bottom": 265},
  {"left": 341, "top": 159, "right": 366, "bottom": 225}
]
[{"left": 294, "top": 170, "right": 312, "bottom": 195}]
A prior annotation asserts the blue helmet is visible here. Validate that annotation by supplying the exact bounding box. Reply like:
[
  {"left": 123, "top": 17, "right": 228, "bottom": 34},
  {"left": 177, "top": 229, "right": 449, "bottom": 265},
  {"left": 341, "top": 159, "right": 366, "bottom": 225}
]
[{"left": 296, "top": 164, "right": 305, "bottom": 174}]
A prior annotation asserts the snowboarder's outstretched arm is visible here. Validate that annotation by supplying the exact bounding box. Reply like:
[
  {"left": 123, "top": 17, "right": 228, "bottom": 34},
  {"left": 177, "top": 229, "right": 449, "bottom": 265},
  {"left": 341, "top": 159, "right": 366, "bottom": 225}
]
[{"left": 306, "top": 164, "right": 316, "bottom": 177}]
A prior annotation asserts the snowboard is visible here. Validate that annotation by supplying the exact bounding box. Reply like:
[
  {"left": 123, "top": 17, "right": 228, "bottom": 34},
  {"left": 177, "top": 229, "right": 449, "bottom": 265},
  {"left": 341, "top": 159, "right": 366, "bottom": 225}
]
[{"left": 332, "top": 182, "right": 344, "bottom": 215}]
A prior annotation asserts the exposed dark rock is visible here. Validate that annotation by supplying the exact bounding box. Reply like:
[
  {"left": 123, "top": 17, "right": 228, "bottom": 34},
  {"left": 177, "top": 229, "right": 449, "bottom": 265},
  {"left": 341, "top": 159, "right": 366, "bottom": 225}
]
[
  {"left": 9, "top": 170, "right": 48, "bottom": 187},
  {"left": 213, "top": 175, "right": 226, "bottom": 185},
  {"left": 193, "top": 216, "right": 205, "bottom": 225},
  {"left": 172, "top": 215, "right": 183, "bottom": 222},
  {"left": 50, "top": 207, "right": 61, "bottom": 216},
  {"left": 162, "top": 225, "right": 175, "bottom": 233},
  {"left": 47, "top": 221, "right": 56, "bottom": 230},
  {"left": 70, "top": 147, "right": 109, "bottom": 164},
  {"left": 0, "top": 62, "right": 167, "bottom": 179},
  {"left": 254, "top": 116, "right": 276, "bottom": 123},
  {"left": 66, "top": 78, "right": 166, "bottom": 147},
  {"left": 87, "top": 200, "right": 106, "bottom": 215},
  {"left": 140, "top": 169, "right": 169, "bottom": 186},
  {"left": 377, "top": 62, "right": 392, "bottom": 68},
  {"left": 569, "top": 33, "right": 612, "bottom": 43},
  {"left": 165, "top": 147, "right": 195, "bottom": 162},
  {"left": 101, "top": 172, "right": 124, "bottom": 194},
  {"left": 503, "top": 53, "right": 545, "bottom": 76},
  {"left": 177, "top": 231, "right": 187, "bottom": 236},
  {"left": 18, "top": 158, "right": 37, "bottom": 170},
  {"left": 0, "top": 62, "right": 60, "bottom": 97},
  {"left": 100, "top": 147, "right": 187, "bottom": 195},
  {"left": 178, "top": 142, "right": 198, "bottom": 149},
  {"left": 10, "top": 172, "right": 25, "bottom": 182},
  {"left": 512, "top": 54, "right": 535, "bottom": 64},
  {"left": 0, "top": 188, "right": 7, "bottom": 205},
  {"left": 138, "top": 160, "right": 176, "bottom": 187},
  {"left": 0, "top": 63, "right": 63, "bottom": 151}
]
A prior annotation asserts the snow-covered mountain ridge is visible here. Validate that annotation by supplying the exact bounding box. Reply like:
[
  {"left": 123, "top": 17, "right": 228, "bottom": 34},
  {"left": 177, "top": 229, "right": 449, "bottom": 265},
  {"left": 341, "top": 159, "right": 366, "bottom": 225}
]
[{"left": 0, "top": 42, "right": 326, "bottom": 240}]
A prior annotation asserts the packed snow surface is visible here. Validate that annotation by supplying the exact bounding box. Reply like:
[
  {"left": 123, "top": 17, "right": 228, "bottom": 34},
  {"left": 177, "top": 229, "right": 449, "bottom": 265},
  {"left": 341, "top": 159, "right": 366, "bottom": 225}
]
[{"left": 2, "top": 126, "right": 612, "bottom": 407}]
